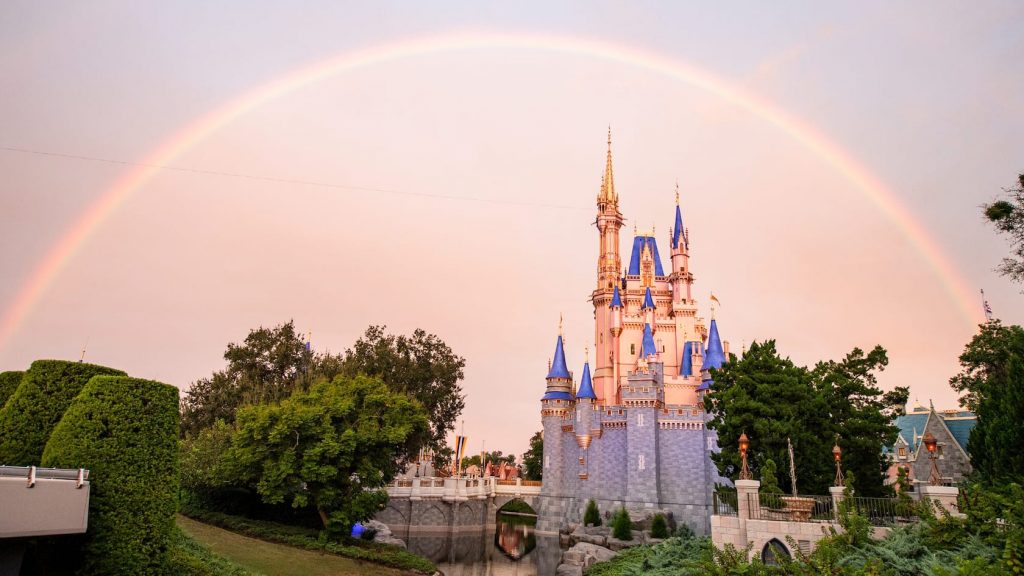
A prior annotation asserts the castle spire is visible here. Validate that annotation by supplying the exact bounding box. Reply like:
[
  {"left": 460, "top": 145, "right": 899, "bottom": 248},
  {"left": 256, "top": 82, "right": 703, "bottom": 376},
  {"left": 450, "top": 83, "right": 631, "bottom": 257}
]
[
  {"left": 672, "top": 183, "right": 687, "bottom": 250},
  {"left": 704, "top": 318, "right": 726, "bottom": 370},
  {"left": 547, "top": 333, "right": 571, "bottom": 380},
  {"left": 576, "top": 357, "right": 597, "bottom": 400},
  {"left": 599, "top": 127, "right": 616, "bottom": 205}
]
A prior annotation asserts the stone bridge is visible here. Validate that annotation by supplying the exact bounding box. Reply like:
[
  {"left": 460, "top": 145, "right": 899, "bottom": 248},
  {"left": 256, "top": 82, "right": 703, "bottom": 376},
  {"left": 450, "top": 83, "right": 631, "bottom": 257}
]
[{"left": 375, "top": 477, "right": 542, "bottom": 535}]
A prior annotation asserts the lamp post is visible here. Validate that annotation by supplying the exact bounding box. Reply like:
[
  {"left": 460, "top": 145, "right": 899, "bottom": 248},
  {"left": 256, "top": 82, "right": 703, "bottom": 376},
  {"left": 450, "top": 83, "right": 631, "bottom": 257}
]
[
  {"left": 739, "top": 432, "right": 752, "bottom": 480},
  {"left": 922, "top": 431, "right": 941, "bottom": 486},
  {"left": 832, "top": 441, "right": 844, "bottom": 486}
]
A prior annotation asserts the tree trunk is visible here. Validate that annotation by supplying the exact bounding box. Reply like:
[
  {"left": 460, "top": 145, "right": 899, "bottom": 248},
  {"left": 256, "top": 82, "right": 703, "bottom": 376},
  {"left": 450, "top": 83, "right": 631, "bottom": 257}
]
[{"left": 318, "top": 507, "right": 329, "bottom": 529}]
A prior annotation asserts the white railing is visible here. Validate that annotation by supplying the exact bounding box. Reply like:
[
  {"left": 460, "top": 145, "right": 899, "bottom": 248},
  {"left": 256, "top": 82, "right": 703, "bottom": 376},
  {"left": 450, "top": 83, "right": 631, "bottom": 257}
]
[{"left": 386, "top": 477, "right": 542, "bottom": 500}]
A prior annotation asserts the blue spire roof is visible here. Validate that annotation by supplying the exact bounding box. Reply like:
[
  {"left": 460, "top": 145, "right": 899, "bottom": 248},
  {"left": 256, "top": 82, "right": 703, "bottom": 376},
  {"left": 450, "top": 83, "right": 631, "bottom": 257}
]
[
  {"left": 641, "top": 323, "right": 658, "bottom": 357},
  {"left": 547, "top": 334, "right": 571, "bottom": 379},
  {"left": 576, "top": 362, "right": 597, "bottom": 400},
  {"left": 627, "top": 236, "right": 665, "bottom": 276},
  {"left": 680, "top": 341, "right": 693, "bottom": 376},
  {"left": 609, "top": 285, "right": 623, "bottom": 308},
  {"left": 672, "top": 204, "right": 687, "bottom": 249},
  {"left": 642, "top": 287, "right": 656, "bottom": 310},
  {"left": 704, "top": 319, "right": 726, "bottom": 370}
]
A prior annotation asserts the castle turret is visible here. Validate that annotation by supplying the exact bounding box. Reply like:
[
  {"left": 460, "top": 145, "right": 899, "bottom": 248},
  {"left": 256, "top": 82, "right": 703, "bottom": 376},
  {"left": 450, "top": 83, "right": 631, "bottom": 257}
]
[
  {"left": 539, "top": 331, "right": 574, "bottom": 530},
  {"left": 606, "top": 285, "right": 624, "bottom": 403},
  {"left": 575, "top": 359, "right": 596, "bottom": 486},
  {"left": 698, "top": 318, "right": 726, "bottom": 393},
  {"left": 670, "top": 186, "right": 693, "bottom": 304},
  {"left": 593, "top": 130, "right": 624, "bottom": 407},
  {"left": 642, "top": 286, "right": 656, "bottom": 331}
]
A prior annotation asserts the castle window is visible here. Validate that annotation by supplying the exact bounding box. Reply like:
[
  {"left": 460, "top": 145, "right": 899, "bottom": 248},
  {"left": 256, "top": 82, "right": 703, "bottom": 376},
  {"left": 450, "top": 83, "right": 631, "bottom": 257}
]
[
  {"left": 545, "top": 455, "right": 549, "bottom": 468},
  {"left": 678, "top": 409, "right": 683, "bottom": 415},
  {"left": 579, "top": 457, "right": 585, "bottom": 465},
  {"left": 898, "top": 447, "right": 906, "bottom": 457},
  {"left": 937, "top": 445, "right": 944, "bottom": 457},
  {"left": 630, "top": 344, "right": 635, "bottom": 355},
  {"left": 638, "top": 454, "right": 645, "bottom": 470},
  {"left": 576, "top": 410, "right": 581, "bottom": 421},
  {"left": 637, "top": 413, "right": 644, "bottom": 427},
  {"left": 661, "top": 345, "right": 665, "bottom": 352}
]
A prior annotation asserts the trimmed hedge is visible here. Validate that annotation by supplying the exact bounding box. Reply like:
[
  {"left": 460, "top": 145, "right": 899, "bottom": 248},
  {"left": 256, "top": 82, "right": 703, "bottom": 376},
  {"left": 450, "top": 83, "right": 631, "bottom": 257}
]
[
  {"left": 165, "top": 526, "right": 254, "bottom": 576},
  {"left": 0, "top": 360, "right": 125, "bottom": 465},
  {"left": 42, "top": 376, "right": 180, "bottom": 575},
  {"left": 0, "top": 370, "right": 23, "bottom": 408}
]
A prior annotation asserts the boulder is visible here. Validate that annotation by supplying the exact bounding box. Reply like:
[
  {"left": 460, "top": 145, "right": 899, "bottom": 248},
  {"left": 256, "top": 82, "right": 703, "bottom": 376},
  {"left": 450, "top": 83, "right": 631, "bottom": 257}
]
[
  {"left": 556, "top": 564, "right": 583, "bottom": 576},
  {"left": 607, "top": 536, "right": 643, "bottom": 552}
]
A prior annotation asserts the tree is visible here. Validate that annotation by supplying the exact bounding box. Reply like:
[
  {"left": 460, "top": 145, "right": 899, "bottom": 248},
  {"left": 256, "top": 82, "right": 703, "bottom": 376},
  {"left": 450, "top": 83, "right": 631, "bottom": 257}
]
[
  {"left": 584, "top": 499, "right": 602, "bottom": 527},
  {"left": 228, "top": 374, "right": 429, "bottom": 535},
  {"left": 461, "top": 450, "right": 516, "bottom": 469},
  {"left": 704, "top": 340, "right": 833, "bottom": 495},
  {"left": 984, "top": 173, "right": 1024, "bottom": 285},
  {"left": 522, "top": 431, "right": 543, "bottom": 481},
  {"left": 812, "top": 345, "right": 908, "bottom": 496},
  {"left": 950, "top": 320, "right": 1024, "bottom": 481},
  {"left": 341, "top": 325, "right": 465, "bottom": 451},
  {"left": 181, "top": 320, "right": 345, "bottom": 437}
]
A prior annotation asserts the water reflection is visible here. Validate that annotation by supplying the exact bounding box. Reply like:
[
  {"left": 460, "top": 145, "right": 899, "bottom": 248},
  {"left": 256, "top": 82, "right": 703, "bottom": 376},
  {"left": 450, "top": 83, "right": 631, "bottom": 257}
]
[{"left": 403, "top": 513, "right": 562, "bottom": 576}]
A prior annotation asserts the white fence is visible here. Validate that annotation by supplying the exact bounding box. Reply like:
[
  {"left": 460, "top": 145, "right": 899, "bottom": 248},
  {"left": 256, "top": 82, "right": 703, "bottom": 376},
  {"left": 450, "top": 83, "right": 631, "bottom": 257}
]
[{"left": 386, "top": 476, "right": 542, "bottom": 501}]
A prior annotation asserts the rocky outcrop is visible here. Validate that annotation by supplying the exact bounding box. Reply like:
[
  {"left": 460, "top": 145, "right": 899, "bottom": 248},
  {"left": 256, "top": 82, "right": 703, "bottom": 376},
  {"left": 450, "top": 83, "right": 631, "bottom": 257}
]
[{"left": 362, "top": 519, "right": 407, "bottom": 549}]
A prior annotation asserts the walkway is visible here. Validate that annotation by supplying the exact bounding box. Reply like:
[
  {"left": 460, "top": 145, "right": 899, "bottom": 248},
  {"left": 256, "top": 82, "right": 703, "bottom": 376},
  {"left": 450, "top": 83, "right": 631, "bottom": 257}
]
[{"left": 176, "top": 515, "right": 406, "bottom": 576}]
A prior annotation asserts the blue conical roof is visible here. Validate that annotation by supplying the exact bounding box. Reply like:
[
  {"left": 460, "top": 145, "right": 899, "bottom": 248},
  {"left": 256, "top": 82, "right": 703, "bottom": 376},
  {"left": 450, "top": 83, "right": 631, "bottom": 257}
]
[
  {"left": 641, "top": 323, "right": 658, "bottom": 357},
  {"left": 576, "top": 361, "right": 596, "bottom": 400},
  {"left": 642, "top": 287, "right": 656, "bottom": 310},
  {"left": 547, "top": 334, "right": 571, "bottom": 379},
  {"left": 672, "top": 204, "right": 687, "bottom": 249},
  {"left": 680, "top": 341, "right": 693, "bottom": 376},
  {"left": 609, "top": 285, "right": 623, "bottom": 308},
  {"left": 627, "top": 236, "right": 666, "bottom": 276},
  {"left": 704, "top": 319, "right": 726, "bottom": 370}
]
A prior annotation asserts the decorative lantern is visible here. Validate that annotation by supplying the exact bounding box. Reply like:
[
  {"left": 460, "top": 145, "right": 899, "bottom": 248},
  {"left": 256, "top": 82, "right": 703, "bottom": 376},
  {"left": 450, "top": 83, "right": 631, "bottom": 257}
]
[
  {"left": 922, "top": 431, "right": 941, "bottom": 485},
  {"left": 738, "top": 432, "right": 752, "bottom": 480},
  {"left": 832, "top": 441, "right": 844, "bottom": 486}
]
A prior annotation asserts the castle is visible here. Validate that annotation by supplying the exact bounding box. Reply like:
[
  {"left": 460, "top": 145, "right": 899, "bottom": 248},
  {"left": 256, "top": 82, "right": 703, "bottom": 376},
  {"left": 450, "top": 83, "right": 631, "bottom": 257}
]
[{"left": 536, "top": 133, "right": 730, "bottom": 535}]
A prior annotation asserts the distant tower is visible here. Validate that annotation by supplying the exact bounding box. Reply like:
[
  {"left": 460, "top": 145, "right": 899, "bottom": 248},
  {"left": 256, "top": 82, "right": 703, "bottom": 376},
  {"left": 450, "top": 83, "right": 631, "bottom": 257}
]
[
  {"left": 670, "top": 185, "right": 694, "bottom": 304},
  {"left": 593, "top": 129, "right": 624, "bottom": 404},
  {"left": 538, "top": 330, "right": 573, "bottom": 531}
]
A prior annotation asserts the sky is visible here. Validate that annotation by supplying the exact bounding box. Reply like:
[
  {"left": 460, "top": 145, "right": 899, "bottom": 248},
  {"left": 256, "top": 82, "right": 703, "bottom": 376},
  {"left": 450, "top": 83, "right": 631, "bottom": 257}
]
[{"left": 1, "top": 2, "right": 1022, "bottom": 458}]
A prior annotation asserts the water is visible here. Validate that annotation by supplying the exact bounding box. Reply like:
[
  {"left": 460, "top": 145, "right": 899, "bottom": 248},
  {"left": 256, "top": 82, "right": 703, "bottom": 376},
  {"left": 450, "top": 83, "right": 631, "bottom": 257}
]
[{"left": 404, "top": 513, "right": 563, "bottom": 576}]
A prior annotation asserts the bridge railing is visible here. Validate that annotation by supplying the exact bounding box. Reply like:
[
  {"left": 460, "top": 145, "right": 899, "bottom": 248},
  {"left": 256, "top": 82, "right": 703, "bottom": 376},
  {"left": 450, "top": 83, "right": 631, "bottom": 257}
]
[{"left": 386, "top": 476, "right": 542, "bottom": 499}]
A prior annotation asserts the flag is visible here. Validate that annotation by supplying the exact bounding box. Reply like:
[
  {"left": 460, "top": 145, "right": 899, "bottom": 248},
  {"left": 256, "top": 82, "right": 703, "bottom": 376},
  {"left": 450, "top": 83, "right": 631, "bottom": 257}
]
[
  {"left": 454, "top": 435, "right": 468, "bottom": 476},
  {"left": 710, "top": 293, "right": 721, "bottom": 307}
]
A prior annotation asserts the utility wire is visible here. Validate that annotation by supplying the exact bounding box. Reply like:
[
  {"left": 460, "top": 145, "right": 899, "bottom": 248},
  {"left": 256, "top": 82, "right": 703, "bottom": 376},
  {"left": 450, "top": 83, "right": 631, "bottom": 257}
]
[{"left": 0, "top": 145, "right": 589, "bottom": 211}]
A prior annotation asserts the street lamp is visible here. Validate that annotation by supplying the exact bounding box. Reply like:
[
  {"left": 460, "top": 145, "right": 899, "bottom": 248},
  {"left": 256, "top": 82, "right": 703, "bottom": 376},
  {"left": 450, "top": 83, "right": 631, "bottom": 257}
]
[
  {"left": 738, "top": 432, "right": 752, "bottom": 480},
  {"left": 922, "top": 431, "right": 941, "bottom": 486},
  {"left": 832, "top": 441, "right": 844, "bottom": 486}
]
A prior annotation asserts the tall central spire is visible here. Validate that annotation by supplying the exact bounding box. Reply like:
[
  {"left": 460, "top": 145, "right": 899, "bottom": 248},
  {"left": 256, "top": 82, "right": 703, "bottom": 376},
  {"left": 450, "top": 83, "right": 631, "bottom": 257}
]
[{"left": 599, "top": 126, "right": 617, "bottom": 205}]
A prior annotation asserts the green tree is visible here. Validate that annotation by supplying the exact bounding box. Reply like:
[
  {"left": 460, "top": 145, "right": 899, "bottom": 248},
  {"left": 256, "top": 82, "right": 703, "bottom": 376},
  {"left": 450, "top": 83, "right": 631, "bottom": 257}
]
[
  {"left": 522, "top": 431, "right": 543, "bottom": 481},
  {"left": 340, "top": 325, "right": 466, "bottom": 451},
  {"left": 611, "top": 507, "right": 633, "bottom": 541},
  {"left": 0, "top": 370, "right": 23, "bottom": 408},
  {"left": 812, "top": 345, "right": 908, "bottom": 496},
  {"left": 704, "top": 340, "right": 833, "bottom": 495},
  {"left": 228, "top": 375, "right": 429, "bottom": 535},
  {"left": 759, "top": 458, "right": 783, "bottom": 495},
  {"left": 584, "top": 499, "right": 602, "bottom": 527},
  {"left": 950, "top": 320, "right": 1024, "bottom": 481},
  {"left": 984, "top": 173, "right": 1024, "bottom": 285},
  {"left": 179, "top": 419, "right": 235, "bottom": 492},
  {"left": 462, "top": 450, "right": 516, "bottom": 470}
]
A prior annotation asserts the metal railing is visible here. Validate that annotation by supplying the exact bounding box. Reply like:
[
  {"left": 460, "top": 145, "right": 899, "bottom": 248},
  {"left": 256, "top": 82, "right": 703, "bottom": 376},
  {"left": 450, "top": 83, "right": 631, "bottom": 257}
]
[
  {"left": 847, "top": 496, "right": 917, "bottom": 526},
  {"left": 713, "top": 491, "right": 738, "bottom": 517}
]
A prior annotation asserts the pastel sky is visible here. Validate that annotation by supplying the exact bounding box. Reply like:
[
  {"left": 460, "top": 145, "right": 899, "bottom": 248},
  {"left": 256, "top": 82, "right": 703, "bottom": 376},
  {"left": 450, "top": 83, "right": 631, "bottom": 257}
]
[{"left": 1, "top": 2, "right": 1022, "bottom": 458}]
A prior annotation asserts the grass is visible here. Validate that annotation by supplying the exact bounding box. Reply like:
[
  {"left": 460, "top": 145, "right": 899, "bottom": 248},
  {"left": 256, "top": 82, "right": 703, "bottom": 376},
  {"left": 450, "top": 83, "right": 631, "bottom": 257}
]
[
  {"left": 177, "top": 516, "right": 408, "bottom": 576},
  {"left": 166, "top": 525, "right": 255, "bottom": 576}
]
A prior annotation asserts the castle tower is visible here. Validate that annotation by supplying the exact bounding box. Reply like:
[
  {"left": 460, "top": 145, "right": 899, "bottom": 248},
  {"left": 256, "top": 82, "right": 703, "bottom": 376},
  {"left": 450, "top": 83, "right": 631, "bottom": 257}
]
[
  {"left": 593, "top": 129, "right": 624, "bottom": 405},
  {"left": 623, "top": 349, "right": 664, "bottom": 509},
  {"left": 538, "top": 331, "right": 573, "bottom": 531},
  {"left": 670, "top": 186, "right": 693, "bottom": 304},
  {"left": 575, "top": 358, "right": 597, "bottom": 504}
]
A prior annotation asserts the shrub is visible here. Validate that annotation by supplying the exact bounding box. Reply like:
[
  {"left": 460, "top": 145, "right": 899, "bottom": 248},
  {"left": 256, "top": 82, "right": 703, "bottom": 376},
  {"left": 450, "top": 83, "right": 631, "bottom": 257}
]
[
  {"left": 0, "top": 360, "right": 125, "bottom": 465},
  {"left": 612, "top": 507, "right": 633, "bottom": 541},
  {"left": 165, "top": 526, "right": 253, "bottom": 576},
  {"left": 584, "top": 499, "right": 602, "bottom": 527},
  {"left": 0, "top": 370, "right": 23, "bottom": 408},
  {"left": 42, "top": 376, "right": 180, "bottom": 575},
  {"left": 650, "top": 514, "right": 669, "bottom": 539}
]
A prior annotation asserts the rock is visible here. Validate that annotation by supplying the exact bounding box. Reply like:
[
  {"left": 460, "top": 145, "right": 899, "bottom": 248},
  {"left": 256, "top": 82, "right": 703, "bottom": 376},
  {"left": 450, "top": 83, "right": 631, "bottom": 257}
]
[
  {"left": 556, "top": 564, "right": 583, "bottom": 576},
  {"left": 576, "top": 532, "right": 607, "bottom": 547},
  {"left": 607, "top": 537, "right": 643, "bottom": 552},
  {"left": 374, "top": 535, "right": 406, "bottom": 549},
  {"left": 584, "top": 525, "right": 608, "bottom": 535}
]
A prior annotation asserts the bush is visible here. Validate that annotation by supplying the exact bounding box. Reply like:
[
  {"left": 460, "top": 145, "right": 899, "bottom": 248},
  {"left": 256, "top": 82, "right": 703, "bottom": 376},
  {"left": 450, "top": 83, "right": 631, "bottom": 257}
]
[
  {"left": 650, "top": 514, "right": 669, "bottom": 539},
  {"left": 612, "top": 507, "right": 632, "bottom": 541},
  {"left": 42, "top": 376, "right": 180, "bottom": 575},
  {"left": 584, "top": 499, "right": 602, "bottom": 527},
  {"left": 0, "top": 360, "right": 125, "bottom": 465},
  {"left": 0, "top": 370, "right": 23, "bottom": 408},
  {"left": 164, "top": 527, "right": 253, "bottom": 576}
]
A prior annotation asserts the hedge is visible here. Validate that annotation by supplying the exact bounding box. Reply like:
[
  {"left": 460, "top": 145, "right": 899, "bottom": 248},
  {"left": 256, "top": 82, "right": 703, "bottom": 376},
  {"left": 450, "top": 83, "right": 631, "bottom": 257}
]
[
  {"left": 0, "top": 370, "right": 23, "bottom": 409},
  {"left": 42, "top": 376, "right": 180, "bottom": 575},
  {"left": 0, "top": 360, "right": 125, "bottom": 465}
]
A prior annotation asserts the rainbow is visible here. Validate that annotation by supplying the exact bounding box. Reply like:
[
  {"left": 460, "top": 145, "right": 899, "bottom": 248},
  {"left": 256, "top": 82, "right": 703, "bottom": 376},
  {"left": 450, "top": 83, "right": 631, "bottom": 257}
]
[{"left": 0, "top": 31, "right": 983, "bottom": 351}]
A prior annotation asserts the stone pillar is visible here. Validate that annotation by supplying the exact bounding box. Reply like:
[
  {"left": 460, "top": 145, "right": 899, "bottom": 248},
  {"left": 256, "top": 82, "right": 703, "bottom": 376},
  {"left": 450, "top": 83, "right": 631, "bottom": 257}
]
[
  {"left": 919, "top": 485, "right": 960, "bottom": 516},
  {"left": 829, "top": 486, "right": 846, "bottom": 521},
  {"left": 735, "top": 479, "right": 760, "bottom": 546}
]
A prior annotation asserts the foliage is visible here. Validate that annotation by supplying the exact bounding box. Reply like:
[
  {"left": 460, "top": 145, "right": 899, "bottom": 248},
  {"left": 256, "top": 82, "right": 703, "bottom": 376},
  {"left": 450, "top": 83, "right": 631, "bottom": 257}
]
[
  {"left": 950, "top": 320, "right": 1024, "bottom": 481},
  {"left": 181, "top": 321, "right": 344, "bottom": 437},
  {"left": 461, "top": 449, "right": 517, "bottom": 469},
  {"left": 760, "top": 458, "right": 784, "bottom": 495},
  {"left": 812, "top": 345, "right": 908, "bottom": 496},
  {"left": 431, "top": 445, "right": 454, "bottom": 475},
  {"left": 0, "top": 360, "right": 125, "bottom": 465},
  {"left": 704, "top": 340, "right": 833, "bottom": 495},
  {"left": 180, "top": 420, "right": 236, "bottom": 492},
  {"left": 650, "top": 514, "right": 669, "bottom": 539},
  {"left": 984, "top": 173, "right": 1024, "bottom": 285},
  {"left": 0, "top": 370, "right": 23, "bottom": 408},
  {"left": 522, "top": 430, "right": 544, "bottom": 481},
  {"left": 165, "top": 526, "right": 254, "bottom": 576},
  {"left": 584, "top": 536, "right": 714, "bottom": 576},
  {"left": 179, "top": 505, "right": 436, "bottom": 573},
  {"left": 228, "top": 374, "right": 429, "bottom": 535},
  {"left": 612, "top": 507, "right": 633, "bottom": 541},
  {"left": 498, "top": 499, "right": 536, "bottom": 514},
  {"left": 41, "top": 376, "right": 180, "bottom": 575},
  {"left": 340, "top": 325, "right": 466, "bottom": 451},
  {"left": 585, "top": 499, "right": 602, "bottom": 527}
]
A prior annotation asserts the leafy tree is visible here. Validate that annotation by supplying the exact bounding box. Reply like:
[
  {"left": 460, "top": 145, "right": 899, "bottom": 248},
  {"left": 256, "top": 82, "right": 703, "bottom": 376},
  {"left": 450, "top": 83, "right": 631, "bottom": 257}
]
[
  {"left": 984, "top": 173, "right": 1024, "bottom": 285},
  {"left": 812, "top": 345, "right": 908, "bottom": 496},
  {"left": 611, "top": 507, "right": 633, "bottom": 541},
  {"left": 704, "top": 340, "right": 833, "bottom": 495},
  {"left": 431, "top": 445, "right": 454, "bottom": 476},
  {"left": 522, "top": 430, "right": 543, "bottom": 481},
  {"left": 228, "top": 375, "right": 429, "bottom": 535},
  {"left": 340, "top": 325, "right": 465, "bottom": 451},
  {"left": 462, "top": 450, "right": 516, "bottom": 469},
  {"left": 179, "top": 420, "right": 235, "bottom": 492},
  {"left": 650, "top": 513, "right": 669, "bottom": 539},
  {"left": 759, "top": 458, "right": 783, "bottom": 495},
  {"left": 0, "top": 370, "right": 23, "bottom": 408},
  {"left": 584, "top": 499, "right": 602, "bottom": 527},
  {"left": 951, "top": 320, "right": 1024, "bottom": 481}
]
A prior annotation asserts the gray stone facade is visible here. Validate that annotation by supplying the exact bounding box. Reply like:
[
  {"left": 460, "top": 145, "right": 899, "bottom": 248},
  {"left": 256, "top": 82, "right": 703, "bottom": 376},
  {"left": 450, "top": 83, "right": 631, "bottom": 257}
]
[{"left": 538, "top": 359, "right": 727, "bottom": 535}]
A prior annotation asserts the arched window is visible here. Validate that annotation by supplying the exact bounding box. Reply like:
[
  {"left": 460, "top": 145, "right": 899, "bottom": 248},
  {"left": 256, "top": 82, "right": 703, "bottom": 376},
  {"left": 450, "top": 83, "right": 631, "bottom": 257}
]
[{"left": 761, "top": 539, "right": 791, "bottom": 565}]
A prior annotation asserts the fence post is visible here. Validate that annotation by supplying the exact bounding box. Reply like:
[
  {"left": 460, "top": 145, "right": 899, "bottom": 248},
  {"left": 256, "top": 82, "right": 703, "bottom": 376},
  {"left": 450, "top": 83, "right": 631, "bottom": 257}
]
[
  {"left": 919, "top": 485, "right": 960, "bottom": 516},
  {"left": 735, "top": 479, "right": 760, "bottom": 546},
  {"left": 829, "top": 486, "right": 846, "bottom": 521}
]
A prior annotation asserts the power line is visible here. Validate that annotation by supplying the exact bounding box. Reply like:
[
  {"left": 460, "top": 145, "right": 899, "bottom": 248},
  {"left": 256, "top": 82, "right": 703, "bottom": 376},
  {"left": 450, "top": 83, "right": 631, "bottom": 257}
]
[{"left": 0, "top": 145, "right": 589, "bottom": 211}]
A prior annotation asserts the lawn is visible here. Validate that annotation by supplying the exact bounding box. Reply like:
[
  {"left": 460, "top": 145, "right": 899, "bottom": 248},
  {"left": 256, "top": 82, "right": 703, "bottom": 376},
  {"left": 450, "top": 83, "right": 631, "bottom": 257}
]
[{"left": 176, "top": 515, "right": 410, "bottom": 576}]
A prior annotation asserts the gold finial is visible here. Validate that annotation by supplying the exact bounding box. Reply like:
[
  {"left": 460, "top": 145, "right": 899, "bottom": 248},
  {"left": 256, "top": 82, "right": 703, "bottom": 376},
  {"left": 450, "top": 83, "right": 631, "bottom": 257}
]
[
  {"left": 585, "top": 346, "right": 589, "bottom": 363},
  {"left": 634, "top": 222, "right": 638, "bottom": 236},
  {"left": 675, "top": 181, "right": 680, "bottom": 205},
  {"left": 558, "top": 313, "right": 563, "bottom": 336},
  {"left": 600, "top": 127, "right": 616, "bottom": 204}
]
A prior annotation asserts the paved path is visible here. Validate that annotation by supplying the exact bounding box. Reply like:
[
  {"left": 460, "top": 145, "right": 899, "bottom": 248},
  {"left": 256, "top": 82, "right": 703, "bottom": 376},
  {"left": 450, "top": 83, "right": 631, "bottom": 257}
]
[{"left": 177, "top": 515, "right": 407, "bottom": 576}]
